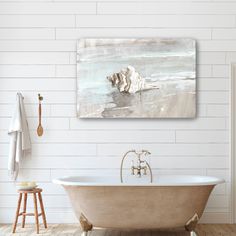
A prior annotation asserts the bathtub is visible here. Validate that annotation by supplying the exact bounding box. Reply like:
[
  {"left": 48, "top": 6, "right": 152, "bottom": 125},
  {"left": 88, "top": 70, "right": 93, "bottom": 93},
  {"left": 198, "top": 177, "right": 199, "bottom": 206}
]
[{"left": 53, "top": 175, "right": 224, "bottom": 236}]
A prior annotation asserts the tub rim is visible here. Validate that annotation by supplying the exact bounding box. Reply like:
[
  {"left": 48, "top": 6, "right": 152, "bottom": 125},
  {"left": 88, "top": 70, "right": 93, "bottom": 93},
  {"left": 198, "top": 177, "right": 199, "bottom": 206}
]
[{"left": 53, "top": 174, "right": 225, "bottom": 187}]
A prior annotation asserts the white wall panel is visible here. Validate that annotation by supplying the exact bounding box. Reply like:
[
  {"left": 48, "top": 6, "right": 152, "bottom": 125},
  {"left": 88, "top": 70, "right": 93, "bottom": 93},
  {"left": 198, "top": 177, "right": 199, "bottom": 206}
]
[{"left": 0, "top": 0, "right": 232, "bottom": 224}]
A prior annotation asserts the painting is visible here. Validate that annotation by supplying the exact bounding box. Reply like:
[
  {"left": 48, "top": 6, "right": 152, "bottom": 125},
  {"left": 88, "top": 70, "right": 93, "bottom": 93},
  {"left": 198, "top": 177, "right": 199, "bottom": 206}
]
[{"left": 77, "top": 38, "right": 196, "bottom": 118}]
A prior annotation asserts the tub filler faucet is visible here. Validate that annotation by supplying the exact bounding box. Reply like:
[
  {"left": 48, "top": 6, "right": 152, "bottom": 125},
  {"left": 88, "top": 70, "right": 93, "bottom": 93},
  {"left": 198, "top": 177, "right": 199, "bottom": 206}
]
[{"left": 120, "top": 149, "right": 153, "bottom": 183}]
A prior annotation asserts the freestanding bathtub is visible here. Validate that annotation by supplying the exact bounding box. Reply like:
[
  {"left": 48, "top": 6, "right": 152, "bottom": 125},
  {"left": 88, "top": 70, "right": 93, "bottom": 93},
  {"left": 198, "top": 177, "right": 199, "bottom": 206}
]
[{"left": 53, "top": 175, "right": 224, "bottom": 236}]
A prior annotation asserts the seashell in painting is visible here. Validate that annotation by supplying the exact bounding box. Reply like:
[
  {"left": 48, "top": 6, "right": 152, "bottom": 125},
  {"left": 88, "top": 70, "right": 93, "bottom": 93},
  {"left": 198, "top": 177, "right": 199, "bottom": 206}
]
[{"left": 107, "top": 66, "right": 159, "bottom": 94}]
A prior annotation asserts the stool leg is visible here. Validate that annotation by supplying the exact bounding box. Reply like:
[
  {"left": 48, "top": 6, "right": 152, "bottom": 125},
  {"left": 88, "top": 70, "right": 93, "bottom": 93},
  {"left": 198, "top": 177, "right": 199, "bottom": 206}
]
[
  {"left": 38, "top": 192, "right": 47, "bottom": 228},
  {"left": 21, "top": 193, "right": 27, "bottom": 228},
  {"left": 12, "top": 193, "right": 22, "bottom": 233},
  {"left": 33, "top": 193, "right": 39, "bottom": 234}
]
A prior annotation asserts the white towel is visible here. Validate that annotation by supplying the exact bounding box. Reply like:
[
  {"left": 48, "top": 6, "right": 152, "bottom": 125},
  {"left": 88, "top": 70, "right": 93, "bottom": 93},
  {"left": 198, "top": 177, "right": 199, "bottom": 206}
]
[{"left": 8, "top": 93, "right": 31, "bottom": 180}]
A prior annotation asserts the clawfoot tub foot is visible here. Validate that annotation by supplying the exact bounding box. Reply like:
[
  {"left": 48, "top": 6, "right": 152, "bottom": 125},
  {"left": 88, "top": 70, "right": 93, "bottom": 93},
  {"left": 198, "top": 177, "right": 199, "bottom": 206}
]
[
  {"left": 185, "top": 213, "right": 199, "bottom": 236},
  {"left": 79, "top": 213, "right": 93, "bottom": 236}
]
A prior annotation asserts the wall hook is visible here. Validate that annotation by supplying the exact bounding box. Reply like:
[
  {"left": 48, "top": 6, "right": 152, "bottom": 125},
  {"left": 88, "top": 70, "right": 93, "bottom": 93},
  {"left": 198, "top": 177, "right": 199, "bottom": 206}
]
[{"left": 38, "top": 94, "right": 43, "bottom": 102}]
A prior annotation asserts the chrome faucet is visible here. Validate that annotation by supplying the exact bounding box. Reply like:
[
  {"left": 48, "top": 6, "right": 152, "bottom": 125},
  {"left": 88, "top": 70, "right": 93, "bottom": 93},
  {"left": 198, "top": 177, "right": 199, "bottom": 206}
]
[{"left": 120, "top": 149, "right": 153, "bottom": 183}]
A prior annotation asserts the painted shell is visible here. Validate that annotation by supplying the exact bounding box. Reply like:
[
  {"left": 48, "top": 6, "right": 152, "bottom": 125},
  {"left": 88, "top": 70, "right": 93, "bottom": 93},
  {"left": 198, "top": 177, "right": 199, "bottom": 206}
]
[{"left": 107, "top": 66, "right": 159, "bottom": 94}]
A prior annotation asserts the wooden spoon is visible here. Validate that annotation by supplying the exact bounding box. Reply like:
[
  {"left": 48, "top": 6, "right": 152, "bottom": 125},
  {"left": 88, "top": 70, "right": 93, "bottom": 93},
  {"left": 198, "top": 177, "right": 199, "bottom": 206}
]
[{"left": 37, "top": 94, "right": 43, "bottom": 137}]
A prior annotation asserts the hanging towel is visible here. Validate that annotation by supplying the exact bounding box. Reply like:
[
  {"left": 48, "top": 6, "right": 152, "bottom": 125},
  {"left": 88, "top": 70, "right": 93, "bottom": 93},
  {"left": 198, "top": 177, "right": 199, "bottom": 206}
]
[{"left": 8, "top": 93, "right": 31, "bottom": 180}]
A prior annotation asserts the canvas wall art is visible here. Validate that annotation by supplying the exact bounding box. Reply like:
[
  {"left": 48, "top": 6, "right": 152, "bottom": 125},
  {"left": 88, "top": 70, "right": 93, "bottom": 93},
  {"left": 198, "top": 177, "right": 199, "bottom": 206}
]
[{"left": 77, "top": 38, "right": 196, "bottom": 118}]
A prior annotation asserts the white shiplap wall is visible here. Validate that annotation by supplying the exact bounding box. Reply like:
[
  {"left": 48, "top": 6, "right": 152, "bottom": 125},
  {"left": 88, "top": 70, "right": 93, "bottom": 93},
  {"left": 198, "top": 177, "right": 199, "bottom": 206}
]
[{"left": 0, "top": 0, "right": 232, "bottom": 224}]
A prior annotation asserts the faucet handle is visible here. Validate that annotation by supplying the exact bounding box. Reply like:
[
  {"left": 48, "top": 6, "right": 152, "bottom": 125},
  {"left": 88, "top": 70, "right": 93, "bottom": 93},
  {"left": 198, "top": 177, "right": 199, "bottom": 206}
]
[{"left": 142, "top": 150, "right": 151, "bottom": 155}]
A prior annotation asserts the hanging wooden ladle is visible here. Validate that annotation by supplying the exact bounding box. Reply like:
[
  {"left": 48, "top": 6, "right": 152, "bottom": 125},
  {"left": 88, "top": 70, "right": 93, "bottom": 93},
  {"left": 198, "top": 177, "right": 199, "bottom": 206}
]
[{"left": 37, "top": 94, "right": 43, "bottom": 137}]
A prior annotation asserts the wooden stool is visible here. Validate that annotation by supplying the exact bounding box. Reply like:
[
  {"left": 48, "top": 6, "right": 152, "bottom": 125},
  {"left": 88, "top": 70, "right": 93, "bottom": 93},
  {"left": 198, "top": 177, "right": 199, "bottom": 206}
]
[{"left": 12, "top": 188, "right": 47, "bottom": 234}]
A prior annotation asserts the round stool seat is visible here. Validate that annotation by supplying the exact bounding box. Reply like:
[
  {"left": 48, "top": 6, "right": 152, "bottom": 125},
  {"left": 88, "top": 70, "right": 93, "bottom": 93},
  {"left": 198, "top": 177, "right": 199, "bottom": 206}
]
[{"left": 18, "top": 188, "right": 42, "bottom": 194}]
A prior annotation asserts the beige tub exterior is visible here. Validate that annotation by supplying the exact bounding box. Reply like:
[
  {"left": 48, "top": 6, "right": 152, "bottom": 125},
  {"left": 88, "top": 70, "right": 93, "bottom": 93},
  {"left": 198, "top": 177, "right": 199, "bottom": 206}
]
[{"left": 54, "top": 175, "right": 224, "bottom": 234}]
